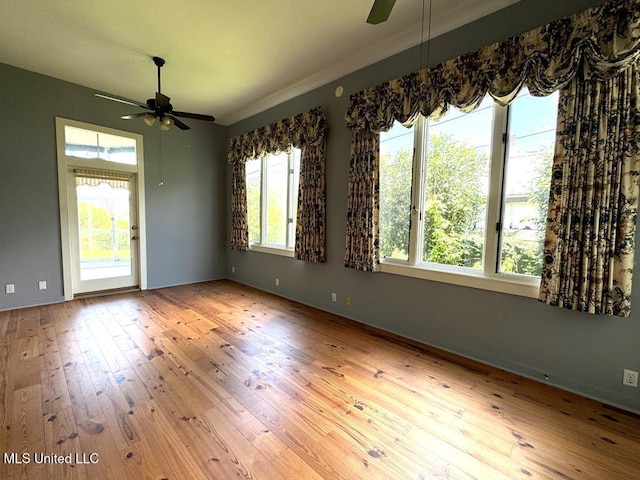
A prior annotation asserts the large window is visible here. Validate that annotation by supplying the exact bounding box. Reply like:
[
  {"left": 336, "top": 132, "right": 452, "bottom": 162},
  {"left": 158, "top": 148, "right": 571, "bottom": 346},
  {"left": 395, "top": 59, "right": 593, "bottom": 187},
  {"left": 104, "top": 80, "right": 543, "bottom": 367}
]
[
  {"left": 379, "top": 88, "right": 558, "bottom": 296},
  {"left": 246, "top": 149, "right": 301, "bottom": 255}
]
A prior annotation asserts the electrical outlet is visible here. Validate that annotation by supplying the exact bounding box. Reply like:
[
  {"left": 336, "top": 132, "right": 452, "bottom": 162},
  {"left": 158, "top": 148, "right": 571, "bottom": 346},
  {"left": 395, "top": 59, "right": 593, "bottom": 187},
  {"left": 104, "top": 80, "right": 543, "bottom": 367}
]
[
  {"left": 331, "top": 293, "right": 337, "bottom": 302},
  {"left": 346, "top": 296, "right": 351, "bottom": 306},
  {"left": 5, "top": 284, "right": 15, "bottom": 294},
  {"left": 623, "top": 369, "right": 638, "bottom": 387},
  {"left": 275, "top": 278, "right": 279, "bottom": 286},
  {"left": 232, "top": 266, "right": 235, "bottom": 274},
  {"left": 38, "top": 280, "right": 47, "bottom": 290}
]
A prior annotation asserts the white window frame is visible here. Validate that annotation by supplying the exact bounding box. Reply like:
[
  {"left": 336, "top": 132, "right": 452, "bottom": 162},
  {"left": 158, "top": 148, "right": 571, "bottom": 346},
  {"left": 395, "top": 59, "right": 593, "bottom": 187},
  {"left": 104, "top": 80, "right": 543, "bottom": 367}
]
[
  {"left": 379, "top": 100, "right": 552, "bottom": 298},
  {"left": 248, "top": 149, "right": 300, "bottom": 257}
]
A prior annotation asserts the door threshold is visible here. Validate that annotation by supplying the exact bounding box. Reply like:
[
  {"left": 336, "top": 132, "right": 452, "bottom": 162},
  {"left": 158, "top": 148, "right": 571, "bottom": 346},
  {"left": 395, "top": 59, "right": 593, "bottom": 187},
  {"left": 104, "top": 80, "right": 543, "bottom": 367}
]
[{"left": 74, "top": 286, "right": 140, "bottom": 299}]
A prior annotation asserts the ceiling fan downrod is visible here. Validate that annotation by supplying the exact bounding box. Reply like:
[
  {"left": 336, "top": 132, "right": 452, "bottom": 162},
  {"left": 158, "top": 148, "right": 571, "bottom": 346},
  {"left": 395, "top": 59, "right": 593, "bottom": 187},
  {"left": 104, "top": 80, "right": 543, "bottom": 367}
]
[{"left": 153, "top": 56, "right": 165, "bottom": 93}]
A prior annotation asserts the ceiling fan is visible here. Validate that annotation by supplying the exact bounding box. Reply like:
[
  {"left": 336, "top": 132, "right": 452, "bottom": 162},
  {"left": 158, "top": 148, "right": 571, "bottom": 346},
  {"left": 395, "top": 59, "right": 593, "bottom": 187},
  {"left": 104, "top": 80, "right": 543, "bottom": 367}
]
[
  {"left": 367, "top": 0, "right": 397, "bottom": 24},
  {"left": 95, "top": 56, "right": 215, "bottom": 131}
]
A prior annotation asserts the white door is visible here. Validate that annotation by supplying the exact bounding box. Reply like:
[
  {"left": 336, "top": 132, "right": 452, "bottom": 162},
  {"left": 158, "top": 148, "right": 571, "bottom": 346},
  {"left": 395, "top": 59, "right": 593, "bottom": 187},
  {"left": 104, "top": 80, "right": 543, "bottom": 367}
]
[{"left": 69, "top": 169, "right": 139, "bottom": 294}]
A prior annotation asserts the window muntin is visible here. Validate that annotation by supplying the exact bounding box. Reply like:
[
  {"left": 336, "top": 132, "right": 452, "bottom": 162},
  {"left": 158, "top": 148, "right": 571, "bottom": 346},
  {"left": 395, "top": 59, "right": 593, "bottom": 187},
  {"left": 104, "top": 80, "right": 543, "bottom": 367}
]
[
  {"left": 246, "top": 149, "right": 301, "bottom": 252},
  {"left": 64, "top": 126, "right": 137, "bottom": 165},
  {"left": 379, "top": 88, "right": 558, "bottom": 289}
]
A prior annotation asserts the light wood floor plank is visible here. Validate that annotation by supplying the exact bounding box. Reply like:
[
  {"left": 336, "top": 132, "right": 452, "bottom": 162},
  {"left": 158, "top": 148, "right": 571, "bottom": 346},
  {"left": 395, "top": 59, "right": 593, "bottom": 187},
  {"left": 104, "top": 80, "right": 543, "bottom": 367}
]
[{"left": 2, "top": 280, "right": 640, "bottom": 479}]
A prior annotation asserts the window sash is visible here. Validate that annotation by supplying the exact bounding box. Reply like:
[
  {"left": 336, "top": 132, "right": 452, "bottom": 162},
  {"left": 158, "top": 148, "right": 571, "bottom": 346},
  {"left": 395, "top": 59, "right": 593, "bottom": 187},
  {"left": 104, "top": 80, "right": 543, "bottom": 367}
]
[{"left": 250, "top": 150, "right": 299, "bottom": 251}]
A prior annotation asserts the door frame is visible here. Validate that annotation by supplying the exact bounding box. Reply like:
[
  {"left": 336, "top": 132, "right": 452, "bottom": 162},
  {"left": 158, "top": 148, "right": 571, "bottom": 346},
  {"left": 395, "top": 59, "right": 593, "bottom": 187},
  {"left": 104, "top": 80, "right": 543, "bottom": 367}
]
[{"left": 56, "top": 117, "right": 147, "bottom": 300}]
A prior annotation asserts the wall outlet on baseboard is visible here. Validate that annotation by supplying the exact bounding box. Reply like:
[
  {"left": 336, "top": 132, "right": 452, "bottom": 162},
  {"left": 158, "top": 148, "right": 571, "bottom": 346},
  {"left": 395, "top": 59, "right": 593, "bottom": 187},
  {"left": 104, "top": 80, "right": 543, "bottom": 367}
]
[
  {"left": 331, "top": 293, "right": 337, "bottom": 302},
  {"left": 5, "top": 284, "right": 15, "bottom": 294},
  {"left": 232, "top": 266, "right": 235, "bottom": 274},
  {"left": 346, "top": 296, "right": 351, "bottom": 306},
  {"left": 39, "top": 280, "right": 47, "bottom": 290},
  {"left": 623, "top": 369, "right": 638, "bottom": 387},
  {"left": 275, "top": 278, "right": 279, "bottom": 286}
]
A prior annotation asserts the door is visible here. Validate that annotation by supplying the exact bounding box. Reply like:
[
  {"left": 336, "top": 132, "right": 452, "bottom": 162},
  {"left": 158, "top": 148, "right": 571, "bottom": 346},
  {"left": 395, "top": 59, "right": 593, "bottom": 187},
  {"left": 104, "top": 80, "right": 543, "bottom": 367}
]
[
  {"left": 56, "top": 118, "right": 147, "bottom": 300},
  {"left": 69, "top": 168, "right": 139, "bottom": 294}
]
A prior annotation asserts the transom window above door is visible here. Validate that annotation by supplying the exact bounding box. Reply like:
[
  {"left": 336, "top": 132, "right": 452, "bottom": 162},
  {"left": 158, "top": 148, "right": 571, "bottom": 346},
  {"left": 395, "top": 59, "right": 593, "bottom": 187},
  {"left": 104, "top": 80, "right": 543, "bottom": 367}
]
[{"left": 64, "top": 125, "right": 137, "bottom": 165}]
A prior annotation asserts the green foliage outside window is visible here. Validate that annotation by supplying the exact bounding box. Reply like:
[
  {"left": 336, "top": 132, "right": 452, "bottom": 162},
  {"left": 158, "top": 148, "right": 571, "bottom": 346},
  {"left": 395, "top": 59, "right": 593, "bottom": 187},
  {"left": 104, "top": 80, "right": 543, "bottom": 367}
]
[
  {"left": 78, "top": 202, "right": 130, "bottom": 261},
  {"left": 422, "top": 134, "right": 486, "bottom": 268},
  {"left": 380, "top": 134, "right": 551, "bottom": 276}
]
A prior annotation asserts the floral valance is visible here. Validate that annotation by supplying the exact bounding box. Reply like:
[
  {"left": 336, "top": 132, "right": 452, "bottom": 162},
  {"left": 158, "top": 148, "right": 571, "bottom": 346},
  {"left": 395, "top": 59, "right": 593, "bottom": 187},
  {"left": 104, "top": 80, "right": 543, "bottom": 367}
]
[
  {"left": 345, "top": 0, "right": 640, "bottom": 134},
  {"left": 228, "top": 106, "right": 327, "bottom": 164}
]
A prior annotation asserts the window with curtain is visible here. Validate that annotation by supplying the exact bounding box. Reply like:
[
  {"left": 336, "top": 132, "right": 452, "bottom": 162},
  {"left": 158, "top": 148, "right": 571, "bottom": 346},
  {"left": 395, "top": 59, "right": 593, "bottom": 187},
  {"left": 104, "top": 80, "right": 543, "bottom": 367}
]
[
  {"left": 344, "top": 0, "right": 640, "bottom": 315},
  {"left": 228, "top": 107, "right": 327, "bottom": 263},
  {"left": 379, "top": 89, "right": 558, "bottom": 294}
]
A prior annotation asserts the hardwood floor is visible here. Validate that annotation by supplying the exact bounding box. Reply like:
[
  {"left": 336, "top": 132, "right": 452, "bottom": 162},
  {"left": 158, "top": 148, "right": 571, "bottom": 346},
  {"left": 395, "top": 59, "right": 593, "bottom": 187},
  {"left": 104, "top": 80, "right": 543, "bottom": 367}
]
[{"left": 1, "top": 280, "right": 639, "bottom": 479}]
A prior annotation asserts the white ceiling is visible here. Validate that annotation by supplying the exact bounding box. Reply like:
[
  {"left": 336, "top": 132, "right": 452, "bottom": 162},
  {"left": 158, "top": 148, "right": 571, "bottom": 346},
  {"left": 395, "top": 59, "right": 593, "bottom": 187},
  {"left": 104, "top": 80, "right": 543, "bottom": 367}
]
[{"left": 0, "top": 0, "right": 519, "bottom": 126}]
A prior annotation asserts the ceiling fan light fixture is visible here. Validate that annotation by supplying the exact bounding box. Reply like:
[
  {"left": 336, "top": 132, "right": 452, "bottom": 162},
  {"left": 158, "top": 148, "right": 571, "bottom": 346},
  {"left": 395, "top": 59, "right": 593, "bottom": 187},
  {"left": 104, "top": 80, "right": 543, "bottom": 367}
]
[
  {"left": 159, "top": 116, "right": 173, "bottom": 131},
  {"left": 143, "top": 113, "right": 156, "bottom": 126}
]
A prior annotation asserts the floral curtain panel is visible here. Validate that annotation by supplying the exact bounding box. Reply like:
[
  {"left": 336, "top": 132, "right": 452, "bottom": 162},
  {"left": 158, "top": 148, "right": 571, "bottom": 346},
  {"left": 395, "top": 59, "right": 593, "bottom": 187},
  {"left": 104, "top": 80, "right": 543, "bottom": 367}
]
[
  {"left": 344, "top": 131, "right": 381, "bottom": 270},
  {"left": 343, "top": 0, "right": 640, "bottom": 283},
  {"left": 539, "top": 65, "right": 640, "bottom": 317},
  {"left": 229, "top": 161, "right": 249, "bottom": 251},
  {"left": 227, "top": 107, "right": 327, "bottom": 263}
]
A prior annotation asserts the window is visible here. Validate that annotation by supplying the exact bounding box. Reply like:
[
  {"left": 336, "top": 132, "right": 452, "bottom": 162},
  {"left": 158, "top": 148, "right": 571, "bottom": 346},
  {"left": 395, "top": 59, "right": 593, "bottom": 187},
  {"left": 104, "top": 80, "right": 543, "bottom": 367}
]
[
  {"left": 379, "top": 88, "right": 558, "bottom": 296},
  {"left": 246, "top": 149, "right": 301, "bottom": 256},
  {"left": 64, "top": 125, "right": 137, "bottom": 165}
]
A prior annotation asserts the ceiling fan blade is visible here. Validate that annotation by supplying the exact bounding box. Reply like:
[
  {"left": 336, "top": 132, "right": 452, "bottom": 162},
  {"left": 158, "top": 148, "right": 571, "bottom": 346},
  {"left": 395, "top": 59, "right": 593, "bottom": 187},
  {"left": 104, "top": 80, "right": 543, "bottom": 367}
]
[
  {"left": 367, "top": 0, "right": 397, "bottom": 24},
  {"left": 172, "top": 111, "right": 216, "bottom": 123},
  {"left": 95, "top": 93, "right": 149, "bottom": 109},
  {"left": 121, "top": 112, "right": 150, "bottom": 120},
  {"left": 169, "top": 115, "right": 190, "bottom": 130},
  {"left": 156, "top": 92, "right": 171, "bottom": 111}
]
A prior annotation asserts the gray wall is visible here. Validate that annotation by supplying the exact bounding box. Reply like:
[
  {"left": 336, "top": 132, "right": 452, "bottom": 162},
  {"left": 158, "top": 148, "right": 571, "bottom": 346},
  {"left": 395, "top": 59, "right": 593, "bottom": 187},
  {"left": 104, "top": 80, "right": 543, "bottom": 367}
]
[
  {"left": 0, "top": 62, "right": 228, "bottom": 310},
  {"left": 227, "top": 0, "right": 640, "bottom": 414}
]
